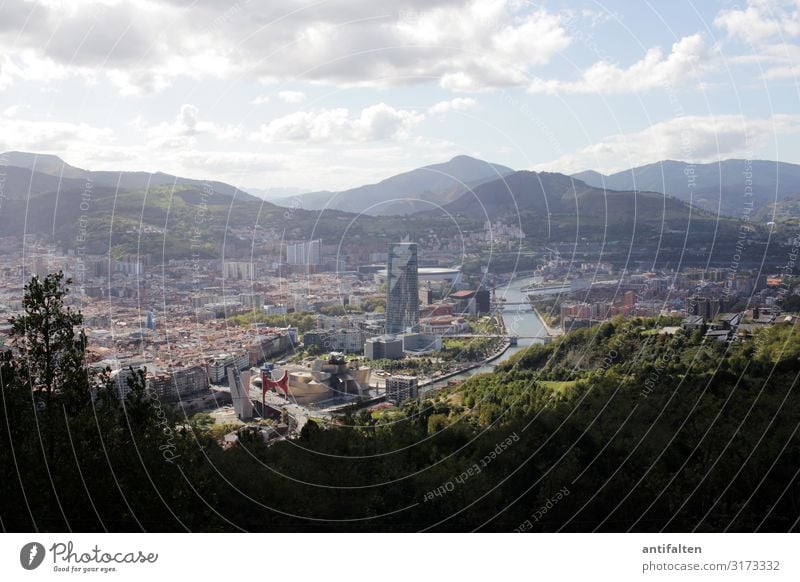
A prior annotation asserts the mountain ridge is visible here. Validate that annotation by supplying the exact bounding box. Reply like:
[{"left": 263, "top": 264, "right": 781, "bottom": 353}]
[
  {"left": 283, "top": 154, "right": 515, "bottom": 215},
  {"left": 436, "top": 168, "right": 727, "bottom": 247},
  {"left": 571, "top": 159, "right": 800, "bottom": 216},
  {"left": 0, "top": 151, "right": 261, "bottom": 203}
]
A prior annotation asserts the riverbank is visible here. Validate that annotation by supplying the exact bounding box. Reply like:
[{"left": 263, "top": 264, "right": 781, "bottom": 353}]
[
  {"left": 419, "top": 336, "right": 511, "bottom": 389},
  {"left": 358, "top": 276, "right": 549, "bottom": 399},
  {"left": 332, "top": 336, "right": 512, "bottom": 410},
  {"left": 533, "top": 306, "right": 563, "bottom": 337}
]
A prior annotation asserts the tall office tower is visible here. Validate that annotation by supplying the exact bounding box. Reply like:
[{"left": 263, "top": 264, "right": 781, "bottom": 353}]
[{"left": 386, "top": 243, "right": 419, "bottom": 334}]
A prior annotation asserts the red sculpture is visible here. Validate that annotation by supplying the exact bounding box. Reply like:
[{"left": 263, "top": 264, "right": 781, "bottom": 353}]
[{"left": 262, "top": 369, "right": 289, "bottom": 396}]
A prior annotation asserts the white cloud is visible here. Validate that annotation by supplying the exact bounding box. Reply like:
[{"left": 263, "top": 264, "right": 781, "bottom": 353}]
[
  {"left": 0, "top": 50, "right": 71, "bottom": 90},
  {"left": 277, "top": 90, "right": 306, "bottom": 104},
  {"left": 0, "top": 117, "right": 114, "bottom": 152},
  {"left": 2, "top": 104, "right": 29, "bottom": 118},
  {"left": 177, "top": 104, "right": 199, "bottom": 135},
  {"left": 714, "top": 1, "right": 800, "bottom": 80},
  {"left": 428, "top": 97, "right": 478, "bottom": 115},
  {"left": 143, "top": 104, "right": 242, "bottom": 149},
  {"left": 397, "top": 3, "right": 570, "bottom": 91},
  {"left": 715, "top": 1, "right": 800, "bottom": 43},
  {"left": 535, "top": 115, "right": 800, "bottom": 174},
  {"left": 251, "top": 94, "right": 270, "bottom": 105},
  {"left": 438, "top": 57, "right": 533, "bottom": 91},
  {"left": 175, "top": 151, "right": 287, "bottom": 177},
  {"left": 0, "top": 107, "right": 457, "bottom": 191},
  {"left": 107, "top": 69, "right": 171, "bottom": 96},
  {"left": 762, "top": 64, "right": 800, "bottom": 78},
  {"left": 0, "top": 0, "right": 572, "bottom": 94},
  {"left": 253, "top": 103, "right": 423, "bottom": 143},
  {"left": 528, "top": 34, "right": 715, "bottom": 94}
]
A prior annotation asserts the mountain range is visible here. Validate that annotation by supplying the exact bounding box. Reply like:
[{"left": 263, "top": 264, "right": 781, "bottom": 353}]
[
  {"left": 0, "top": 151, "right": 259, "bottom": 202},
  {"left": 432, "top": 167, "right": 737, "bottom": 259},
  {"left": 280, "top": 155, "right": 514, "bottom": 215},
  {"left": 0, "top": 151, "right": 281, "bottom": 259},
  {"left": 441, "top": 169, "right": 693, "bottom": 221},
  {"left": 0, "top": 151, "right": 788, "bottom": 263},
  {"left": 281, "top": 156, "right": 800, "bottom": 221},
  {"left": 573, "top": 159, "right": 800, "bottom": 217}
]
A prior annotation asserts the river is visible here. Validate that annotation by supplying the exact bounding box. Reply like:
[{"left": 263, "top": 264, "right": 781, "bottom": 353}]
[{"left": 423, "top": 275, "right": 548, "bottom": 390}]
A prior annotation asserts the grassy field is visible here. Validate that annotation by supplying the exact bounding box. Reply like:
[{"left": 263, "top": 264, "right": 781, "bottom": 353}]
[{"left": 539, "top": 380, "right": 578, "bottom": 395}]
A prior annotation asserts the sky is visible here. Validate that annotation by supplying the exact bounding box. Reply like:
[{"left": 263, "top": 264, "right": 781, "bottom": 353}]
[{"left": 1, "top": 0, "right": 799, "bottom": 193}]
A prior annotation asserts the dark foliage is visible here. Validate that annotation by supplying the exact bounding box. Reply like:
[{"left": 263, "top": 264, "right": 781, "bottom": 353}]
[{"left": 1, "top": 278, "right": 798, "bottom": 532}]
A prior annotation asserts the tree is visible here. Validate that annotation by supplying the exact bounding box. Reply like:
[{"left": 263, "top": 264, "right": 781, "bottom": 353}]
[
  {"left": 1, "top": 274, "right": 234, "bottom": 531},
  {"left": 9, "top": 272, "right": 85, "bottom": 400},
  {"left": 2, "top": 275, "right": 109, "bottom": 528},
  {"left": 319, "top": 304, "right": 346, "bottom": 316},
  {"left": 7, "top": 272, "right": 90, "bottom": 462}
]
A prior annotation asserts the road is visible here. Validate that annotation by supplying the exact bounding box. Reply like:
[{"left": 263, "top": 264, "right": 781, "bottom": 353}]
[{"left": 249, "top": 387, "right": 333, "bottom": 433}]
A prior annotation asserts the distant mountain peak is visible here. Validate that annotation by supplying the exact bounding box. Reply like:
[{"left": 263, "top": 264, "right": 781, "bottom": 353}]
[
  {"left": 447, "top": 154, "right": 484, "bottom": 163},
  {"left": 287, "top": 155, "right": 515, "bottom": 216},
  {"left": 1, "top": 150, "right": 86, "bottom": 178},
  {"left": 0, "top": 150, "right": 260, "bottom": 204},
  {"left": 3, "top": 150, "right": 66, "bottom": 162},
  {"left": 434, "top": 154, "right": 511, "bottom": 171},
  {"left": 572, "top": 169, "right": 606, "bottom": 180}
]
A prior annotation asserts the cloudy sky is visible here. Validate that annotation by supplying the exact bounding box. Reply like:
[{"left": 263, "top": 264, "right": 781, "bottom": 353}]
[{"left": 1, "top": 0, "right": 799, "bottom": 193}]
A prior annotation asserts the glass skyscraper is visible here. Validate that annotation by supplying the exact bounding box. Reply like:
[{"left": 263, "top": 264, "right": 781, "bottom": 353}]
[{"left": 386, "top": 243, "right": 419, "bottom": 335}]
